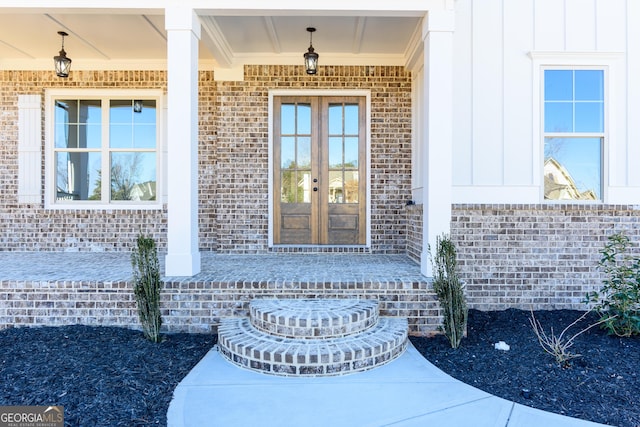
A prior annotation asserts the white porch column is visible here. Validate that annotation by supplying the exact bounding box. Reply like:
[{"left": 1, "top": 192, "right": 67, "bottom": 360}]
[
  {"left": 420, "top": 10, "right": 455, "bottom": 277},
  {"left": 165, "top": 8, "right": 201, "bottom": 276}
]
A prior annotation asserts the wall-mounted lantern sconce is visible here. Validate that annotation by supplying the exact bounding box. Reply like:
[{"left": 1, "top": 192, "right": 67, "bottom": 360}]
[
  {"left": 53, "top": 31, "right": 72, "bottom": 78},
  {"left": 303, "top": 27, "right": 319, "bottom": 75}
]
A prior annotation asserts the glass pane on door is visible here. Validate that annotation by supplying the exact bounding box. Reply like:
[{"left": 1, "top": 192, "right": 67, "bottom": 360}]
[{"left": 280, "top": 103, "right": 312, "bottom": 204}]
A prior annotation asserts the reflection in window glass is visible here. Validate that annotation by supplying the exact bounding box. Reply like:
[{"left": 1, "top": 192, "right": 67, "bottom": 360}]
[
  {"left": 328, "top": 103, "right": 359, "bottom": 204},
  {"left": 344, "top": 171, "right": 359, "bottom": 203},
  {"left": 281, "top": 137, "right": 295, "bottom": 169},
  {"left": 329, "top": 137, "right": 343, "bottom": 168},
  {"left": 344, "top": 105, "right": 359, "bottom": 135},
  {"left": 110, "top": 100, "right": 156, "bottom": 149},
  {"left": 133, "top": 100, "right": 156, "bottom": 124},
  {"left": 544, "top": 137, "right": 601, "bottom": 200},
  {"left": 544, "top": 70, "right": 573, "bottom": 101},
  {"left": 297, "top": 105, "right": 311, "bottom": 135},
  {"left": 344, "top": 138, "right": 359, "bottom": 167},
  {"left": 280, "top": 170, "right": 297, "bottom": 203},
  {"left": 297, "top": 137, "right": 311, "bottom": 168},
  {"left": 328, "top": 171, "right": 344, "bottom": 203},
  {"left": 281, "top": 104, "right": 295, "bottom": 134},
  {"left": 544, "top": 103, "right": 572, "bottom": 133},
  {"left": 55, "top": 100, "right": 102, "bottom": 149},
  {"left": 55, "top": 151, "right": 101, "bottom": 201},
  {"left": 110, "top": 152, "right": 157, "bottom": 201},
  {"left": 280, "top": 171, "right": 311, "bottom": 203},
  {"left": 328, "top": 105, "right": 342, "bottom": 135},
  {"left": 52, "top": 97, "right": 158, "bottom": 204},
  {"left": 543, "top": 69, "right": 604, "bottom": 201},
  {"left": 575, "top": 103, "right": 603, "bottom": 133},
  {"left": 280, "top": 103, "right": 312, "bottom": 204},
  {"left": 575, "top": 71, "right": 604, "bottom": 101},
  {"left": 544, "top": 70, "right": 604, "bottom": 133}
]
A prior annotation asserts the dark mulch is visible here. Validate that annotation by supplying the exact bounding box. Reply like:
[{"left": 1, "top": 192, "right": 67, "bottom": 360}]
[
  {"left": 2, "top": 311, "right": 638, "bottom": 427},
  {"left": 0, "top": 326, "right": 214, "bottom": 426},
  {"left": 411, "top": 309, "right": 640, "bottom": 427}
]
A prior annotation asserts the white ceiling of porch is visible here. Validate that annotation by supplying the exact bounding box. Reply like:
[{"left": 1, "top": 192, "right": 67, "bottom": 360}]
[{"left": 0, "top": 11, "right": 423, "bottom": 69}]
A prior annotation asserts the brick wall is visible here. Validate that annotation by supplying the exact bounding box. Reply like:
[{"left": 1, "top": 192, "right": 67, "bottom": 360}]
[
  {"left": 0, "top": 67, "right": 412, "bottom": 253},
  {"left": 214, "top": 65, "right": 413, "bottom": 253},
  {"left": 405, "top": 204, "right": 422, "bottom": 263},
  {"left": 0, "top": 275, "right": 441, "bottom": 336},
  {"left": 0, "top": 70, "right": 169, "bottom": 251},
  {"left": 451, "top": 204, "right": 640, "bottom": 311}
]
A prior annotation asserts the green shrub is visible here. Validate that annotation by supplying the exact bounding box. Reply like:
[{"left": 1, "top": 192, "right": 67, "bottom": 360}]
[
  {"left": 586, "top": 232, "right": 640, "bottom": 337},
  {"left": 132, "top": 234, "right": 163, "bottom": 342},
  {"left": 430, "top": 234, "right": 468, "bottom": 348}
]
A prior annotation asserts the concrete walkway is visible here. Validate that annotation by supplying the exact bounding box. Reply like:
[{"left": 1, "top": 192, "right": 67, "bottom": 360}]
[{"left": 167, "top": 343, "right": 606, "bottom": 427}]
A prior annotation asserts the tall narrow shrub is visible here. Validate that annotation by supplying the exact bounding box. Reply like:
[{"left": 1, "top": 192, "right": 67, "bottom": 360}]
[
  {"left": 132, "top": 234, "right": 162, "bottom": 342},
  {"left": 430, "top": 234, "right": 468, "bottom": 348}
]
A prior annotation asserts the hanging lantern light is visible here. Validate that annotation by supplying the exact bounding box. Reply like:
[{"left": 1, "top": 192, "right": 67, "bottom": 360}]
[
  {"left": 303, "top": 27, "right": 319, "bottom": 75},
  {"left": 53, "top": 31, "right": 72, "bottom": 78}
]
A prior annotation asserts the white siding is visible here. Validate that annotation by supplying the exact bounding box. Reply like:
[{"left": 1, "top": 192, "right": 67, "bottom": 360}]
[
  {"left": 452, "top": 0, "right": 637, "bottom": 203},
  {"left": 596, "top": 0, "right": 626, "bottom": 51},
  {"left": 534, "top": 0, "right": 564, "bottom": 51},
  {"left": 470, "top": 0, "right": 503, "bottom": 185},
  {"left": 451, "top": 0, "right": 472, "bottom": 186},
  {"left": 503, "top": 0, "right": 534, "bottom": 186},
  {"left": 565, "top": 0, "right": 596, "bottom": 51},
  {"left": 626, "top": 0, "right": 640, "bottom": 188}
]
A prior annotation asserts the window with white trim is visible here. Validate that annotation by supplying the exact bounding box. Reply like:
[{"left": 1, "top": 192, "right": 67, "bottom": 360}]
[
  {"left": 543, "top": 68, "right": 604, "bottom": 201},
  {"left": 47, "top": 91, "right": 161, "bottom": 207}
]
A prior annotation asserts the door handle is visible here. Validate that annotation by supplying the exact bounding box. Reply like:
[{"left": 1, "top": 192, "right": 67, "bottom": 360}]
[
  {"left": 313, "top": 187, "right": 318, "bottom": 192},
  {"left": 313, "top": 178, "right": 318, "bottom": 183}
]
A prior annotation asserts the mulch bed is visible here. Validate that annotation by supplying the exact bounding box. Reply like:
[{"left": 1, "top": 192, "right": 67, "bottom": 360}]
[
  {"left": 0, "top": 326, "right": 214, "bottom": 426},
  {"left": 411, "top": 309, "right": 640, "bottom": 427},
  {"left": 1, "top": 310, "right": 638, "bottom": 426}
]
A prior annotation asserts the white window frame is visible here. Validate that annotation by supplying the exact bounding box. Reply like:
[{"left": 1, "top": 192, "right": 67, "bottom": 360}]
[
  {"left": 45, "top": 89, "right": 164, "bottom": 210},
  {"left": 542, "top": 66, "right": 606, "bottom": 202},
  {"left": 530, "top": 52, "right": 623, "bottom": 204}
]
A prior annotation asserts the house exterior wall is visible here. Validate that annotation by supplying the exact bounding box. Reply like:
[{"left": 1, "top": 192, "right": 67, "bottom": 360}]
[
  {"left": 0, "top": 70, "right": 168, "bottom": 251},
  {"left": 212, "top": 65, "right": 412, "bottom": 253},
  {"left": 452, "top": 204, "right": 640, "bottom": 310},
  {"left": 451, "top": 0, "right": 640, "bottom": 203},
  {"left": 0, "top": 66, "right": 412, "bottom": 253},
  {"left": 443, "top": 1, "right": 640, "bottom": 311}
]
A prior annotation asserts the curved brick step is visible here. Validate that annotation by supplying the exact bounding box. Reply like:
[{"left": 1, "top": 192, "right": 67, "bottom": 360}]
[
  {"left": 218, "top": 316, "right": 408, "bottom": 377},
  {"left": 249, "top": 298, "right": 379, "bottom": 339}
]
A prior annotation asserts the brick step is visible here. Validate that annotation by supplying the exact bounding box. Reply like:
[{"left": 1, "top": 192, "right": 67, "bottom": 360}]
[
  {"left": 218, "top": 316, "right": 408, "bottom": 377},
  {"left": 249, "top": 298, "right": 379, "bottom": 339}
]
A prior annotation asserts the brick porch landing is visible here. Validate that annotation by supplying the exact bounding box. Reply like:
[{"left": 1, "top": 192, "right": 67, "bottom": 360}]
[{"left": 0, "top": 252, "right": 440, "bottom": 336}]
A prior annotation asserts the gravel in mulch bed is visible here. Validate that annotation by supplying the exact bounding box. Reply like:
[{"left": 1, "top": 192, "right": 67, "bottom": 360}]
[
  {"left": 0, "top": 326, "right": 214, "bottom": 427},
  {"left": 410, "top": 309, "right": 640, "bottom": 427}
]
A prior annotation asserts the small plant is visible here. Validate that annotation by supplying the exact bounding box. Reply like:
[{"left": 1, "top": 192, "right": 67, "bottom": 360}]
[
  {"left": 586, "top": 232, "right": 640, "bottom": 337},
  {"left": 529, "top": 309, "right": 609, "bottom": 365},
  {"left": 430, "top": 234, "right": 468, "bottom": 349},
  {"left": 132, "top": 234, "right": 163, "bottom": 343}
]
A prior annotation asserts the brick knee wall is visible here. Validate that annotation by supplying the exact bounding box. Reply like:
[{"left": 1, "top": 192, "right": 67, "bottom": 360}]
[
  {"left": 0, "top": 280, "right": 442, "bottom": 336},
  {"left": 451, "top": 204, "right": 640, "bottom": 311}
]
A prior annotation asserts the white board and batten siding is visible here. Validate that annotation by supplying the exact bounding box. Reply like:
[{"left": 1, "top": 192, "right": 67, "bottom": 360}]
[{"left": 451, "top": 0, "right": 640, "bottom": 204}]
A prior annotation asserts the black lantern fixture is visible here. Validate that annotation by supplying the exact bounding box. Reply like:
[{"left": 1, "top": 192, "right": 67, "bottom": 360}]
[
  {"left": 53, "top": 31, "right": 72, "bottom": 78},
  {"left": 303, "top": 27, "right": 319, "bottom": 75}
]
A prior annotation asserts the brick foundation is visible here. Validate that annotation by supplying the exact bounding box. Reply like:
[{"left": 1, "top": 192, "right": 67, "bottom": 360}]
[{"left": 451, "top": 203, "right": 640, "bottom": 311}]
